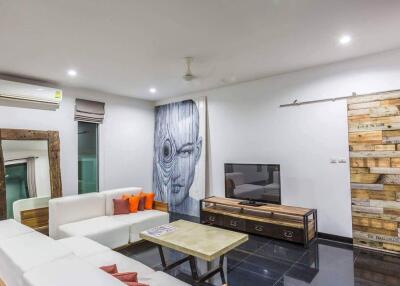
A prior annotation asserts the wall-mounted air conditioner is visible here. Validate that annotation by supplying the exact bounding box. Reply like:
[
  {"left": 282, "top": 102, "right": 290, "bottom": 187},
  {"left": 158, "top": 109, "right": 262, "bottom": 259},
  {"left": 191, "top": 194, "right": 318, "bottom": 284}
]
[{"left": 0, "top": 79, "right": 62, "bottom": 110}]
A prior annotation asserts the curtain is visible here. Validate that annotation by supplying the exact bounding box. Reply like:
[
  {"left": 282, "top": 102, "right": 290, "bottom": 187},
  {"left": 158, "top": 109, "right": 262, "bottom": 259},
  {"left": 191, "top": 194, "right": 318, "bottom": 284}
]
[
  {"left": 26, "top": 157, "right": 37, "bottom": 198},
  {"left": 75, "top": 99, "right": 105, "bottom": 123}
]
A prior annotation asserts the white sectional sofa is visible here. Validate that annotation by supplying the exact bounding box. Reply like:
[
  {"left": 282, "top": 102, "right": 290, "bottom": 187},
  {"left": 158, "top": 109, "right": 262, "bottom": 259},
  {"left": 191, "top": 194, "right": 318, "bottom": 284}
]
[
  {"left": 0, "top": 219, "right": 189, "bottom": 286},
  {"left": 49, "top": 187, "right": 170, "bottom": 248}
]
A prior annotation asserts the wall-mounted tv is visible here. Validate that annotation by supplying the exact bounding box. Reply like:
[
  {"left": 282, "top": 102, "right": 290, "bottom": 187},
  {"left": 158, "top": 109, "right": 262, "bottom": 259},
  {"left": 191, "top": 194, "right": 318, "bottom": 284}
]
[{"left": 224, "top": 163, "right": 281, "bottom": 205}]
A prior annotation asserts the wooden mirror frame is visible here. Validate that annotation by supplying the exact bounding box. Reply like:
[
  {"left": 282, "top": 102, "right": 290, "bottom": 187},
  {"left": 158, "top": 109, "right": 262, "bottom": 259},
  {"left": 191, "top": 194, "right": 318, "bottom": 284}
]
[{"left": 0, "top": 129, "right": 62, "bottom": 220}]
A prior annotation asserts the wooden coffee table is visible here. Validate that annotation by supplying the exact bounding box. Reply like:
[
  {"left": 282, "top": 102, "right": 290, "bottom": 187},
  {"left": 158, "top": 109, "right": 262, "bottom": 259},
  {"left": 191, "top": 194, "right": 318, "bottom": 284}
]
[{"left": 140, "top": 220, "right": 248, "bottom": 284}]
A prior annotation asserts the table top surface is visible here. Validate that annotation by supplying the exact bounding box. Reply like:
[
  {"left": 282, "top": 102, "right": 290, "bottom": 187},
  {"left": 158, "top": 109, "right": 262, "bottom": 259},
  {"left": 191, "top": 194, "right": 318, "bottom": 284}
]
[{"left": 139, "top": 220, "right": 248, "bottom": 261}]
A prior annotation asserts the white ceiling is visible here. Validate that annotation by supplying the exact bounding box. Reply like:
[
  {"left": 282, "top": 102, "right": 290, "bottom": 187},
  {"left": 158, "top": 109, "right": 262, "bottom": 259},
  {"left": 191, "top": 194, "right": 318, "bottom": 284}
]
[{"left": 1, "top": 0, "right": 400, "bottom": 100}]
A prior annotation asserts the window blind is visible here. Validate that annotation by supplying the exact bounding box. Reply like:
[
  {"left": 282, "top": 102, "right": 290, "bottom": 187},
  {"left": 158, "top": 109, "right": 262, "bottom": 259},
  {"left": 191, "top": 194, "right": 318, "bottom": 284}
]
[{"left": 74, "top": 99, "right": 105, "bottom": 123}]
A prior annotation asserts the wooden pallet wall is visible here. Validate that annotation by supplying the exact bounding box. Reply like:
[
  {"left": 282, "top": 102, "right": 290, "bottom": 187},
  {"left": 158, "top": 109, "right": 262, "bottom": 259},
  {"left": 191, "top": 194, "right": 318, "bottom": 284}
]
[{"left": 347, "top": 90, "right": 400, "bottom": 253}]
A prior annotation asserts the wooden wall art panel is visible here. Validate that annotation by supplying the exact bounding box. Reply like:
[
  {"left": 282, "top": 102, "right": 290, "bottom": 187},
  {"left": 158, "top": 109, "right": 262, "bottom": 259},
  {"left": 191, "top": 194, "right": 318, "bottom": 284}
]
[{"left": 348, "top": 90, "right": 400, "bottom": 253}]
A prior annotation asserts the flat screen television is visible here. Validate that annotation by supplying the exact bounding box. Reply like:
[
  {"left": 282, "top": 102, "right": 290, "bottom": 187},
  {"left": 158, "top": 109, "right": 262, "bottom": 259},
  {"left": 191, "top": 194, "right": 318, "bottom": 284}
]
[{"left": 224, "top": 163, "right": 281, "bottom": 205}]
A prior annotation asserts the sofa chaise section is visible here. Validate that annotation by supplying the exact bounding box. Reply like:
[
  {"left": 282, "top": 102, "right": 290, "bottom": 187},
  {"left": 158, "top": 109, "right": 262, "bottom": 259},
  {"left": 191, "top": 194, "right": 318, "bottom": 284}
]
[{"left": 0, "top": 231, "right": 72, "bottom": 286}]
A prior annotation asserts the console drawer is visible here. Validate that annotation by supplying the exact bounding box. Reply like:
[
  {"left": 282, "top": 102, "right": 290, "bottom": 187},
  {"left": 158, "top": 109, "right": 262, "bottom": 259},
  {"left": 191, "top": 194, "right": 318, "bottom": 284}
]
[
  {"left": 201, "top": 211, "right": 223, "bottom": 226},
  {"left": 223, "top": 216, "right": 246, "bottom": 231},
  {"left": 246, "top": 220, "right": 304, "bottom": 243}
]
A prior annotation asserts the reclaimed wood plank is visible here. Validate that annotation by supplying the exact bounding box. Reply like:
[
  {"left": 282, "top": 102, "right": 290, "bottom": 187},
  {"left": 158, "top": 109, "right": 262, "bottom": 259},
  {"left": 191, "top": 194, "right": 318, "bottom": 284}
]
[
  {"left": 347, "top": 91, "right": 400, "bottom": 104},
  {"left": 350, "top": 158, "right": 390, "bottom": 167},
  {"left": 348, "top": 108, "right": 370, "bottom": 117},
  {"left": 351, "top": 167, "right": 370, "bottom": 174},
  {"left": 349, "top": 144, "right": 375, "bottom": 151},
  {"left": 384, "top": 208, "right": 400, "bottom": 216},
  {"left": 375, "top": 145, "right": 396, "bottom": 151},
  {"left": 370, "top": 167, "right": 400, "bottom": 174},
  {"left": 350, "top": 151, "right": 400, "bottom": 158},
  {"left": 348, "top": 115, "right": 400, "bottom": 124},
  {"left": 352, "top": 205, "right": 383, "bottom": 214},
  {"left": 351, "top": 183, "right": 384, "bottom": 191},
  {"left": 349, "top": 122, "right": 400, "bottom": 132},
  {"left": 352, "top": 189, "right": 370, "bottom": 199},
  {"left": 380, "top": 175, "right": 400, "bottom": 185},
  {"left": 353, "top": 225, "right": 398, "bottom": 236},
  {"left": 352, "top": 198, "right": 370, "bottom": 206},
  {"left": 349, "top": 131, "right": 383, "bottom": 143},
  {"left": 348, "top": 101, "right": 380, "bottom": 110},
  {"left": 384, "top": 185, "right": 400, "bottom": 191},
  {"left": 369, "top": 191, "right": 396, "bottom": 201},
  {"left": 383, "top": 243, "right": 400, "bottom": 252},
  {"left": 381, "top": 98, "right": 400, "bottom": 106},
  {"left": 351, "top": 173, "right": 381, "bottom": 184},
  {"left": 383, "top": 130, "right": 400, "bottom": 137},
  {"left": 370, "top": 200, "right": 400, "bottom": 209},
  {"left": 370, "top": 106, "right": 400, "bottom": 118},
  {"left": 353, "top": 230, "right": 400, "bottom": 245},
  {"left": 383, "top": 136, "right": 400, "bottom": 144},
  {"left": 391, "top": 158, "right": 400, "bottom": 167}
]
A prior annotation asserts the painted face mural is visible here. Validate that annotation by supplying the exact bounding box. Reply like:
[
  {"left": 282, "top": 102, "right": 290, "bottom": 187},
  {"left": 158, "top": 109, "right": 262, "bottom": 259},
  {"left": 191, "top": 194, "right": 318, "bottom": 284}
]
[{"left": 153, "top": 100, "right": 203, "bottom": 215}]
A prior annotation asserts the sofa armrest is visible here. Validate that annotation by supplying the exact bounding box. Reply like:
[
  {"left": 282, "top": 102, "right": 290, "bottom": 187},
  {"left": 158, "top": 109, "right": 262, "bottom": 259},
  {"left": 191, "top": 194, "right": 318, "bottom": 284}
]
[{"left": 153, "top": 201, "right": 168, "bottom": 212}]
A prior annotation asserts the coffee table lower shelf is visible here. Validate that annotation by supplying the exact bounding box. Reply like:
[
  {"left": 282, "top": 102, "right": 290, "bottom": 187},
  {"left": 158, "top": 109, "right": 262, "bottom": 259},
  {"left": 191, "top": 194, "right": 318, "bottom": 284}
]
[{"left": 157, "top": 245, "right": 226, "bottom": 284}]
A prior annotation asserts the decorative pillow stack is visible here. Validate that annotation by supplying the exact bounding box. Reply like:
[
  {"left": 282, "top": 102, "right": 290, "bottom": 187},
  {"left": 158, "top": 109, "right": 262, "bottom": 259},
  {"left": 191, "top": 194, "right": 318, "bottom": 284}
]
[
  {"left": 100, "top": 264, "right": 148, "bottom": 286},
  {"left": 113, "top": 192, "right": 155, "bottom": 215}
]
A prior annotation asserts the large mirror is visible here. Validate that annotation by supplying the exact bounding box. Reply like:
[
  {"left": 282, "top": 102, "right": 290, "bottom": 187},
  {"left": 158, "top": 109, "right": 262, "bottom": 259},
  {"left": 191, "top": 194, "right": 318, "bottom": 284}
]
[{"left": 0, "top": 129, "right": 62, "bottom": 222}]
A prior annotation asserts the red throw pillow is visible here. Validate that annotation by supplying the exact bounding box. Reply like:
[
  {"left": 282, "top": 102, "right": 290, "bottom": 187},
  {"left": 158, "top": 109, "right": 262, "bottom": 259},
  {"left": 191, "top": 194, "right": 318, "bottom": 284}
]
[
  {"left": 112, "top": 272, "right": 138, "bottom": 282},
  {"left": 144, "top": 193, "right": 155, "bottom": 210},
  {"left": 113, "top": 198, "right": 130, "bottom": 215},
  {"left": 99, "top": 264, "right": 118, "bottom": 274},
  {"left": 138, "top": 194, "right": 146, "bottom": 211}
]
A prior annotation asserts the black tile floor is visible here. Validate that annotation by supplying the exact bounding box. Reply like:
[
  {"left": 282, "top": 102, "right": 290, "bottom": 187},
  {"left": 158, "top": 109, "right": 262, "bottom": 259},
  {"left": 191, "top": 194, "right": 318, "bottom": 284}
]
[{"left": 119, "top": 215, "right": 400, "bottom": 286}]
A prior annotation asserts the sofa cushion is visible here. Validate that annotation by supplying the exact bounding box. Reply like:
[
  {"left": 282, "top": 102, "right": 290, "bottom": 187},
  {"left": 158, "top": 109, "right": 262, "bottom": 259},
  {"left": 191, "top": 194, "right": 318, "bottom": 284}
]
[
  {"left": 147, "top": 271, "right": 190, "bottom": 286},
  {"left": 58, "top": 216, "right": 130, "bottom": 249},
  {"left": 0, "top": 232, "right": 72, "bottom": 286},
  {"left": 103, "top": 187, "right": 144, "bottom": 216},
  {"left": 83, "top": 250, "right": 155, "bottom": 279},
  {"left": 58, "top": 236, "right": 110, "bottom": 257},
  {"left": 0, "top": 219, "right": 33, "bottom": 242},
  {"left": 23, "top": 255, "right": 125, "bottom": 286},
  {"left": 49, "top": 192, "right": 106, "bottom": 239},
  {"left": 112, "top": 210, "right": 169, "bottom": 243}
]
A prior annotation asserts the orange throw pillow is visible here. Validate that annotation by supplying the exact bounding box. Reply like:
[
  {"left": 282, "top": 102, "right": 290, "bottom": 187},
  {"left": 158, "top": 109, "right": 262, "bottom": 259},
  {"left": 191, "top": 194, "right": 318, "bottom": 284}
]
[
  {"left": 122, "top": 194, "right": 132, "bottom": 201},
  {"left": 128, "top": 196, "right": 140, "bottom": 213},
  {"left": 144, "top": 193, "right": 155, "bottom": 210}
]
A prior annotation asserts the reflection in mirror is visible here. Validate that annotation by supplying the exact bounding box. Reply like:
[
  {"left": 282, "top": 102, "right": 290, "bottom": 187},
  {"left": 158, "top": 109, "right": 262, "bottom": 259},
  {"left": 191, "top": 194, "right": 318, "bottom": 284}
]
[{"left": 2, "top": 140, "right": 50, "bottom": 219}]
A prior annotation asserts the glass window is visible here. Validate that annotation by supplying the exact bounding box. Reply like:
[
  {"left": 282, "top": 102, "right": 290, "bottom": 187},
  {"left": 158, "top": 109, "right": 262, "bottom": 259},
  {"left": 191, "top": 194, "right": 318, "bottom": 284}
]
[
  {"left": 78, "top": 122, "right": 99, "bottom": 194},
  {"left": 5, "top": 163, "right": 29, "bottom": 219}
]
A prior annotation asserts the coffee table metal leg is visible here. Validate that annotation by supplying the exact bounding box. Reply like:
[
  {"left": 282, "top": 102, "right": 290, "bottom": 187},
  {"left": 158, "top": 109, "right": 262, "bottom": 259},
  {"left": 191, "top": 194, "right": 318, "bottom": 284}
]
[
  {"left": 157, "top": 245, "right": 167, "bottom": 269},
  {"left": 157, "top": 246, "right": 226, "bottom": 284},
  {"left": 189, "top": 256, "right": 199, "bottom": 281},
  {"left": 219, "top": 255, "right": 226, "bottom": 284},
  {"left": 192, "top": 255, "right": 226, "bottom": 284}
]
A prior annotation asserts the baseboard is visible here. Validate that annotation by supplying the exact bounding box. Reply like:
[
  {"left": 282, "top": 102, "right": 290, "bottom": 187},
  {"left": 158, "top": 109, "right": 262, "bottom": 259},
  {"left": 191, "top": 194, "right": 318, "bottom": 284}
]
[{"left": 318, "top": 232, "right": 353, "bottom": 244}]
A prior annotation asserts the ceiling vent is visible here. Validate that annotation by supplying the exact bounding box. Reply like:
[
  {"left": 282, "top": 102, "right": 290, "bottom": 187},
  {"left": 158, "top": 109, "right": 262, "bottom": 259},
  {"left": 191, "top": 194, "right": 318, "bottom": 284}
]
[{"left": 0, "top": 79, "right": 62, "bottom": 110}]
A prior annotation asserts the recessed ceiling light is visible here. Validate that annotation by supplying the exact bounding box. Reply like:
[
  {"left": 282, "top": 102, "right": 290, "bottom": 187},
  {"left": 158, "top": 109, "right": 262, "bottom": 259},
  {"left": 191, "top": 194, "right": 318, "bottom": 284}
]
[
  {"left": 67, "top": 69, "right": 77, "bottom": 77},
  {"left": 339, "top": 35, "right": 352, "bottom": 45},
  {"left": 149, "top": 87, "right": 157, "bottom": 94}
]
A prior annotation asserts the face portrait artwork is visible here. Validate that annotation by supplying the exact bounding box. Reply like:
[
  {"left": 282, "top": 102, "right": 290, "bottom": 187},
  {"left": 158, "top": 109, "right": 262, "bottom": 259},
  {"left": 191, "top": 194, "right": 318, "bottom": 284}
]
[{"left": 153, "top": 99, "right": 205, "bottom": 216}]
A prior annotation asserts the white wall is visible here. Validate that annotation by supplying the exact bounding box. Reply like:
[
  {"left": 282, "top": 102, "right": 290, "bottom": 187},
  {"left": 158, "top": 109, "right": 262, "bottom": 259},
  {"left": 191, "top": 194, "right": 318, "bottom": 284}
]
[
  {"left": 179, "top": 49, "right": 400, "bottom": 237},
  {"left": 0, "top": 86, "right": 155, "bottom": 196}
]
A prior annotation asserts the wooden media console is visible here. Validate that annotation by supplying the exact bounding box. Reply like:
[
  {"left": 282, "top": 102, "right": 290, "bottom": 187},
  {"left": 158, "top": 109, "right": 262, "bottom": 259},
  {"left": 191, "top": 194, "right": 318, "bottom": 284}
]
[{"left": 200, "top": 197, "right": 317, "bottom": 247}]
